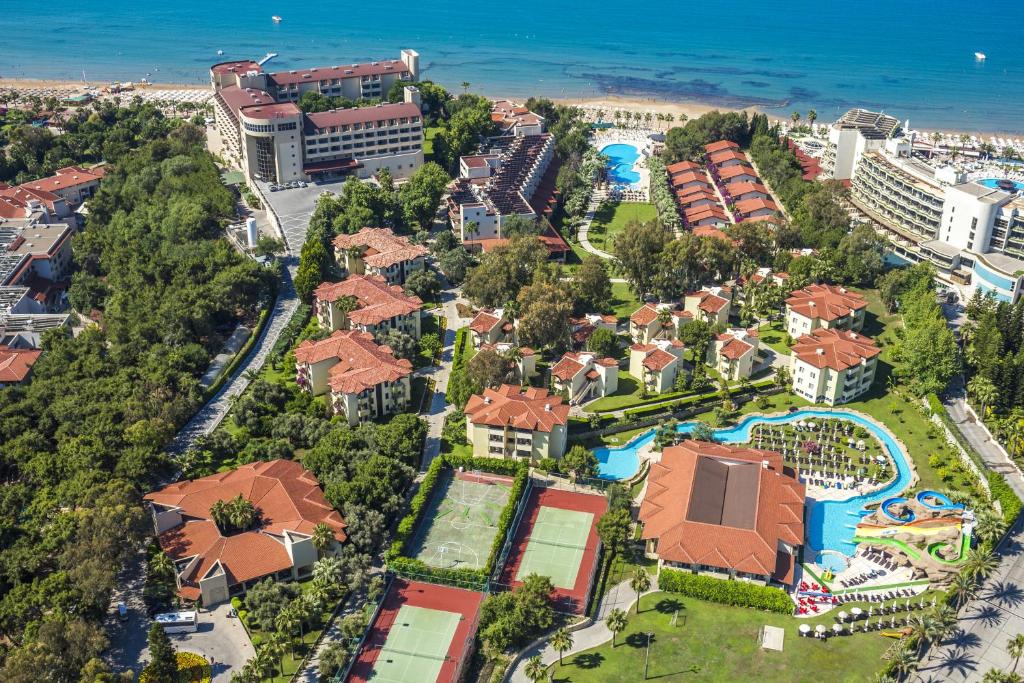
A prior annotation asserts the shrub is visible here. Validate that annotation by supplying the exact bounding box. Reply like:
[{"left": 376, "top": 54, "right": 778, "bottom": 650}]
[
  {"left": 658, "top": 568, "right": 793, "bottom": 614},
  {"left": 236, "top": 609, "right": 248, "bottom": 623},
  {"left": 230, "top": 597, "right": 242, "bottom": 610},
  {"left": 988, "top": 471, "right": 1023, "bottom": 525},
  {"left": 140, "top": 651, "right": 211, "bottom": 683}
]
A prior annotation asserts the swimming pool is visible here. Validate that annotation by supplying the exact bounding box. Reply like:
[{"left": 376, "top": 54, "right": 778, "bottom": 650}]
[
  {"left": 978, "top": 177, "right": 1024, "bottom": 192},
  {"left": 601, "top": 143, "right": 641, "bottom": 185},
  {"left": 591, "top": 408, "right": 914, "bottom": 557}
]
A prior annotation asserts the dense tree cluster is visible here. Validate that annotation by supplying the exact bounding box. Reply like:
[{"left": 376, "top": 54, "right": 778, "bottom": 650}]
[
  {"left": 888, "top": 266, "right": 959, "bottom": 396},
  {"left": 432, "top": 94, "right": 499, "bottom": 175},
  {"left": 385, "top": 80, "right": 451, "bottom": 122},
  {"left": 0, "top": 130, "right": 274, "bottom": 679},
  {"left": 0, "top": 98, "right": 181, "bottom": 183},
  {"left": 963, "top": 290, "right": 1024, "bottom": 434},
  {"left": 662, "top": 111, "right": 759, "bottom": 163}
]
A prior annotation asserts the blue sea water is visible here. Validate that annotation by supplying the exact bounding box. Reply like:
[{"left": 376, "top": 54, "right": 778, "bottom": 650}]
[
  {"left": 2, "top": 0, "right": 1023, "bottom": 132},
  {"left": 601, "top": 143, "right": 641, "bottom": 184},
  {"left": 593, "top": 409, "right": 914, "bottom": 556}
]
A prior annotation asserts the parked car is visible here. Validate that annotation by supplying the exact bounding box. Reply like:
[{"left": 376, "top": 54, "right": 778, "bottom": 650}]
[{"left": 117, "top": 602, "right": 128, "bottom": 622}]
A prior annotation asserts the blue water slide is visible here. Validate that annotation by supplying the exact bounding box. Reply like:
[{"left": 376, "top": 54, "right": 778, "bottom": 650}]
[
  {"left": 880, "top": 497, "right": 916, "bottom": 524},
  {"left": 915, "top": 490, "right": 965, "bottom": 511}
]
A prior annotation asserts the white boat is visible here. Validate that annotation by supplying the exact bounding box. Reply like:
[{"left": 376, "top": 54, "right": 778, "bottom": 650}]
[
  {"left": 272, "top": 15, "right": 282, "bottom": 22},
  {"left": 217, "top": 49, "right": 224, "bottom": 56},
  {"left": 975, "top": 52, "right": 986, "bottom": 60}
]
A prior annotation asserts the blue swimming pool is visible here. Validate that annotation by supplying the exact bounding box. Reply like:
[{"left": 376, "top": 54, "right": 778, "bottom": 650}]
[
  {"left": 592, "top": 408, "right": 913, "bottom": 557},
  {"left": 601, "top": 143, "right": 641, "bottom": 185},
  {"left": 978, "top": 177, "right": 1024, "bottom": 192}
]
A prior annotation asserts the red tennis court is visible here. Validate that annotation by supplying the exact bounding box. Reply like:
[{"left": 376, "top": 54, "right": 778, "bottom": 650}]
[
  {"left": 347, "top": 578, "right": 485, "bottom": 683},
  {"left": 498, "top": 486, "right": 607, "bottom": 614}
]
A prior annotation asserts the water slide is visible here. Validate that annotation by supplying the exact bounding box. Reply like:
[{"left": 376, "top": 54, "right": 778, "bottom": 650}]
[
  {"left": 879, "top": 497, "right": 916, "bottom": 524},
  {"left": 852, "top": 535, "right": 922, "bottom": 561},
  {"left": 927, "top": 534, "right": 970, "bottom": 565},
  {"left": 916, "top": 490, "right": 965, "bottom": 511}
]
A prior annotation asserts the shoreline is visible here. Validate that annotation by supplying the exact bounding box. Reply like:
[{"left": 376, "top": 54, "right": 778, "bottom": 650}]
[{"left": 1, "top": 76, "right": 1020, "bottom": 138}]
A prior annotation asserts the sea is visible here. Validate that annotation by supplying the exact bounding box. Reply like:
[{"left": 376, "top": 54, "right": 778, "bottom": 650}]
[{"left": 2, "top": 0, "right": 1023, "bottom": 133}]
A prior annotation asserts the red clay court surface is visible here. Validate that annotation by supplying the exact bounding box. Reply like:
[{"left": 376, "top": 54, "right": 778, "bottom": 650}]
[
  {"left": 347, "top": 578, "right": 485, "bottom": 683},
  {"left": 498, "top": 486, "right": 607, "bottom": 614}
]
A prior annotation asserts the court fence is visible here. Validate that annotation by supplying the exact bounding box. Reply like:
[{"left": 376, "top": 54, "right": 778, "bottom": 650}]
[{"left": 333, "top": 572, "right": 395, "bottom": 683}]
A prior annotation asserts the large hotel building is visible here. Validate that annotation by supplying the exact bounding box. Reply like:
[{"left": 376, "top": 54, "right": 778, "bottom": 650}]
[
  {"left": 210, "top": 50, "right": 424, "bottom": 184},
  {"left": 822, "top": 109, "right": 1024, "bottom": 303}
]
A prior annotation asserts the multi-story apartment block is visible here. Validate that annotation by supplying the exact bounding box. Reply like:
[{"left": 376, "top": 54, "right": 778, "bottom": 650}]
[
  {"left": 0, "top": 217, "right": 75, "bottom": 309},
  {"left": 785, "top": 284, "right": 867, "bottom": 337},
  {"left": 790, "top": 328, "right": 879, "bottom": 405},
  {"left": 550, "top": 352, "right": 619, "bottom": 404},
  {"left": 210, "top": 51, "right": 424, "bottom": 184},
  {"left": 464, "top": 385, "right": 569, "bottom": 461},
  {"left": 629, "top": 339, "right": 685, "bottom": 393},
  {"left": 683, "top": 288, "right": 732, "bottom": 327},
  {"left": 313, "top": 274, "right": 422, "bottom": 339},
  {"left": 332, "top": 227, "right": 427, "bottom": 285},
  {"left": 629, "top": 303, "right": 692, "bottom": 344},
  {"left": 708, "top": 328, "right": 760, "bottom": 381},
  {"left": 293, "top": 330, "right": 413, "bottom": 425}
]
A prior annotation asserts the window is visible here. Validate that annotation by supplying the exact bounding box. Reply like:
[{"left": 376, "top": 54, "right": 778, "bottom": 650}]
[{"left": 276, "top": 122, "right": 297, "bottom": 131}]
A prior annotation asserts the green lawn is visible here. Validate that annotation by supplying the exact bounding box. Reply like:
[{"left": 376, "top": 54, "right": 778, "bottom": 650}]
[
  {"left": 551, "top": 592, "right": 891, "bottom": 683},
  {"left": 587, "top": 201, "right": 658, "bottom": 252},
  {"left": 757, "top": 321, "right": 791, "bottom": 356},
  {"left": 587, "top": 371, "right": 641, "bottom": 411},
  {"left": 423, "top": 125, "right": 442, "bottom": 160},
  {"left": 610, "top": 282, "right": 641, "bottom": 320}
]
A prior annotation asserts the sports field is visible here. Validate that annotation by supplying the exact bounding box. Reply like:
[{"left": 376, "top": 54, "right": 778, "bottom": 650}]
[
  {"left": 410, "top": 470, "right": 513, "bottom": 570},
  {"left": 348, "top": 579, "right": 485, "bottom": 683},
  {"left": 500, "top": 486, "right": 607, "bottom": 613},
  {"left": 515, "top": 506, "right": 593, "bottom": 588}
]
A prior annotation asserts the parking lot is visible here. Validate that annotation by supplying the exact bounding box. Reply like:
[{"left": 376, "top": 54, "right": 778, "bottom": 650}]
[{"left": 257, "top": 178, "right": 350, "bottom": 252}]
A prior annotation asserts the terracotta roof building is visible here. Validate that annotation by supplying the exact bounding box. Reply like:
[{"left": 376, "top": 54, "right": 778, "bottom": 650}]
[
  {"left": 639, "top": 441, "right": 804, "bottom": 586},
  {"left": 490, "top": 100, "right": 546, "bottom": 137},
  {"left": 0, "top": 345, "right": 42, "bottom": 386},
  {"left": 629, "top": 338, "right": 685, "bottom": 394},
  {"left": 704, "top": 140, "right": 741, "bottom": 154},
  {"left": 708, "top": 328, "right": 760, "bottom": 381},
  {"left": 17, "top": 165, "right": 106, "bottom": 209},
  {"left": 733, "top": 197, "right": 779, "bottom": 221},
  {"left": 683, "top": 287, "right": 732, "bottom": 326},
  {"left": 313, "top": 274, "right": 422, "bottom": 338},
  {"left": 145, "top": 459, "right": 346, "bottom": 605},
  {"left": 683, "top": 205, "right": 730, "bottom": 228},
  {"left": 785, "top": 283, "right": 867, "bottom": 336},
  {"left": 332, "top": 227, "right": 428, "bottom": 285},
  {"left": 465, "top": 385, "right": 569, "bottom": 460},
  {"left": 790, "top": 328, "right": 879, "bottom": 405},
  {"left": 294, "top": 330, "right": 413, "bottom": 424},
  {"left": 717, "top": 164, "right": 759, "bottom": 184},
  {"left": 629, "top": 303, "right": 690, "bottom": 345},
  {"left": 550, "top": 352, "right": 619, "bottom": 404}
]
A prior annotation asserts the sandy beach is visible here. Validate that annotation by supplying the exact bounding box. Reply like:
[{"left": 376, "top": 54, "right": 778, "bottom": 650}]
[
  {"left": 0, "top": 77, "right": 208, "bottom": 92},
  {"left": 553, "top": 95, "right": 786, "bottom": 126}
]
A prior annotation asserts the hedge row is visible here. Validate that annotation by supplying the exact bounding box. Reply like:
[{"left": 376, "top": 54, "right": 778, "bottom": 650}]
[
  {"left": 387, "top": 555, "right": 489, "bottom": 590},
  {"left": 385, "top": 455, "right": 447, "bottom": 562},
  {"left": 658, "top": 568, "right": 793, "bottom": 614},
  {"left": 623, "top": 379, "right": 775, "bottom": 419},
  {"left": 269, "top": 303, "right": 312, "bottom": 364},
  {"left": 201, "top": 307, "right": 269, "bottom": 402},
  {"left": 988, "top": 470, "right": 1023, "bottom": 525}
]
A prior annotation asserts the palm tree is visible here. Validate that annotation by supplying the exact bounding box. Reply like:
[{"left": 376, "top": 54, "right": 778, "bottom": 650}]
[
  {"left": 966, "top": 548, "right": 1000, "bottom": 579},
  {"left": 884, "top": 643, "right": 918, "bottom": 678},
  {"left": 807, "top": 109, "right": 817, "bottom": 131},
  {"left": 931, "top": 131, "right": 942, "bottom": 159},
  {"left": 312, "top": 522, "right": 335, "bottom": 556},
  {"left": 266, "top": 632, "right": 289, "bottom": 676},
  {"left": 1008, "top": 633, "right": 1024, "bottom": 673},
  {"left": 150, "top": 551, "right": 176, "bottom": 581},
  {"left": 909, "top": 613, "right": 935, "bottom": 656},
  {"left": 949, "top": 571, "right": 979, "bottom": 608},
  {"left": 968, "top": 376, "right": 998, "bottom": 418},
  {"left": 524, "top": 655, "right": 547, "bottom": 683},
  {"left": 606, "top": 608, "right": 628, "bottom": 647},
  {"left": 312, "top": 556, "right": 344, "bottom": 594},
  {"left": 276, "top": 608, "right": 301, "bottom": 661},
  {"left": 209, "top": 499, "right": 229, "bottom": 531},
  {"left": 976, "top": 512, "right": 1007, "bottom": 546},
  {"left": 790, "top": 111, "right": 801, "bottom": 128},
  {"left": 550, "top": 627, "right": 573, "bottom": 665},
  {"left": 460, "top": 81, "right": 471, "bottom": 93},
  {"left": 630, "top": 567, "right": 651, "bottom": 613},
  {"left": 254, "top": 645, "right": 278, "bottom": 680}
]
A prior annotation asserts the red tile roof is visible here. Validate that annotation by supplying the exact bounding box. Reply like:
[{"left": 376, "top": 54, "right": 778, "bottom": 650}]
[
  {"left": 0, "top": 345, "right": 42, "bottom": 383},
  {"left": 470, "top": 310, "right": 504, "bottom": 334},
  {"left": 211, "top": 60, "right": 262, "bottom": 76},
  {"left": 217, "top": 85, "right": 276, "bottom": 115},
  {"left": 670, "top": 170, "right": 708, "bottom": 186},
  {"left": 786, "top": 284, "right": 867, "bottom": 322},
  {"left": 551, "top": 352, "right": 617, "bottom": 381},
  {"left": 269, "top": 60, "right": 411, "bottom": 86},
  {"left": 719, "top": 337, "right": 754, "bottom": 360},
  {"left": 295, "top": 330, "right": 413, "bottom": 394},
  {"left": 691, "top": 290, "right": 730, "bottom": 314},
  {"left": 305, "top": 102, "right": 421, "bottom": 131},
  {"left": 734, "top": 197, "right": 778, "bottom": 215},
  {"left": 684, "top": 205, "right": 728, "bottom": 223},
  {"left": 667, "top": 160, "right": 702, "bottom": 175},
  {"left": 718, "top": 164, "right": 757, "bottom": 180},
  {"left": 332, "top": 227, "right": 428, "bottom": 269},
  {"left": 708, "top": 149, "right": 748, "bottom": 165},
  {"left": 465, "top": 385, "right": 569, "bottom": 432},
  {"left": 791, "top": 328, "right": 879, "bottom": 370},
  {"left": 313, "top": 274, "right": 421, "bottom": 326},
  {"left": 725, "top": 181, "right": 769, "bottom": 198},
  {"left": 629, "top": 303, "right": 661, "bottom": 326},
  {"left": 642, "top": 348, "right": 678, "bottom": 371},
  {"left": 704, "top": 140, "right": 741, "bottom": 154},
  {"left": 145, "top": 460, "right": 346, "bottom": 592},
  {"left": 639, "top": 441, "right": 804, "bottom": 583},
  {"left": 692, "top": 226, "right": 730, "bottom": 241}
]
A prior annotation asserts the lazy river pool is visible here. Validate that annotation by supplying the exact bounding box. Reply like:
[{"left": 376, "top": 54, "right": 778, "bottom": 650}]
[
  {"left": 601, "top": 143, "right": 641, "bottom": 185},
  {"left": 593, "top": 409, "right": 913, "bottom": 557}
]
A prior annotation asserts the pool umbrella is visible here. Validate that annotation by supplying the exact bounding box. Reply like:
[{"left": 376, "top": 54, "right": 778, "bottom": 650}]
[
  {"left": 799, "top": 624, "right": 811, "bottom": 636},
  {"left": 832, "top": 624, "right": 844, "bottom": 635},
  {"left": 815, "top": 624, "right": 827, "bottom": 638},
  {"left": 837, "top": 611, "right": 848, "bottom": 622},
  {"left": 851, "top": 607, "right": 863, "bottom": 618}
]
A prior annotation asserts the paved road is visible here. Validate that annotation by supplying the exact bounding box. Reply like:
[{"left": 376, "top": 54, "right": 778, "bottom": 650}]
[
  {"left": 167, "top": 259, "right": 300, "bottom": 454},
  {"left": 577, "top": 189, "right": 614, "bottom": 260},
  {"left": 420, "top": 281, "right": 470, "bottom": 469},
  {"left": 914, "top": 382, "right": 1024, "bottom": 682}
]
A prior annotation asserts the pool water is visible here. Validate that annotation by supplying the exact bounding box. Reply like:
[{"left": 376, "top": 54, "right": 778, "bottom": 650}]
[
  {"left": 601, "top": 143, "right": 641, "bottom": 185},
  {"left": 591, "top": 408, "right": 914, "bottom": 558},
  {"left": 978, "top": 177, "right": 1024, "bottom": 192}
]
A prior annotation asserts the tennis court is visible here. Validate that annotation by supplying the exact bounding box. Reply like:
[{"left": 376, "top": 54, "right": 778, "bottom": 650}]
[
  {"left": 348, "top": 579, "right": 485, "bottom": 683},
  {"left": 410, "top": 470, "right": 514, "bottom": 570},
  {"left": 514, "top": 506, "right": 593, "bottom": 588},
  {"left": 499, "top": 486, "right": 608, "bottom": 614}
]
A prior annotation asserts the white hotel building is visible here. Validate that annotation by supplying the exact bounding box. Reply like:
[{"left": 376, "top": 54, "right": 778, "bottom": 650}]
[
  {"left": 210, "top": 51, "right": 424, "bottom": 184},
  {"left": 822, "top": 109, "right": 1024, "bottom": 303}
]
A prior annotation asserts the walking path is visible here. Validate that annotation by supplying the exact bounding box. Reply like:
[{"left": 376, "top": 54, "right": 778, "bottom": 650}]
[
  {"left": 167, "top": 259, "right": 299, "bottom": 454},
  {"left": 292, "top": 578, "right": 375, "bottom": 683},
  {"left": 505, "top": 578, "right": 657, "bottom": 682},
  {"left": 577, "top": 189, "right": 614, "bottom": 260},
  {"left": 914, "top": 381, "right": 1024, "bottom": 681},
  {"left": 420, "top": 280, "right": 470, "bottom": 469}
]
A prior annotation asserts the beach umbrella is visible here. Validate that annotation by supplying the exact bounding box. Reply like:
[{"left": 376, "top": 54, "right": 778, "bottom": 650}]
[
  {"left": 850, "top": 607, "right": 863, "bottom": 618},
  {"left": 837, "top": 610, "right": 848, "bottom": 622},
  {"left": 867, "top": 607, "right": 873, "bottom": 617},
  {"left": 799, "top": 624, "right": 811, "bottom": 636},
  {"left": 833, "top": 624, "right": 844, "bottom": 635},
  {"left": 815, "top": 624, "right": 827, "bottom": 638},
  {"left": 890, "top": 616, "right": 896, "bottom": 627}
]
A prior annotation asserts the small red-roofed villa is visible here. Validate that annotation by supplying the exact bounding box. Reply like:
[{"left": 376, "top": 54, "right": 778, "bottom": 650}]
[
  {"left": 469, "top": 307, "right": 516, "bottom": 347},
  {"left": 639, "top": 441, "right": 804, "bottom": 587},
  {"left": 464, "top": 385, "right": 569, "bottom": 460},
  {"left": 790, "top": 328, "right": 880, "bottom": 404},
  {"left": 629, "top": 338, "right": 686, "bottom": 393},
  {"left": 331, "top": 227, "right": 428, "bottom": 285},
  {"left": 144, "top": 459, "right": 346, "bottom": 605},
  {"left": 550, "top": 351, "right": 619, "bottom": 404},
  {"left": 785, "top": 283, "right": 867, "bottom": 337},
  {"left": 683, "top": 287, "right": 733, "bottom": 326},
  {"left": 294, "top": 330, "right": 413, "bottom": 424},
  {"left": 313, "top": 274, "right": 422, "bottom": 338},
  {"left": 629, "top": 302, "right": 690, "bottom": 345},
  {"left": 708, "top": 328, "right": 760, "bottom": 381}
]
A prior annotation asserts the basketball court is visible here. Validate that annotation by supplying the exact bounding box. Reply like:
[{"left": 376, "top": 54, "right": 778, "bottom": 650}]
[
  {"left": 499, "top": 486, "right": 607, "bottom": 613},
  {"left": 347, "top": 579, "right": 484, "bottom": 683},
  {"left": 409, "top": 470, "right": 513, "bottom": 570}
]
